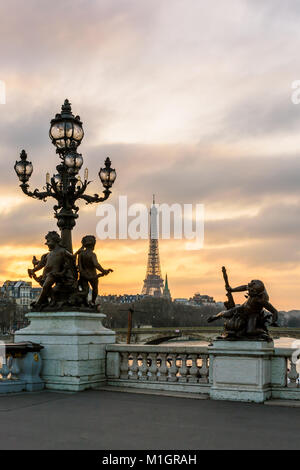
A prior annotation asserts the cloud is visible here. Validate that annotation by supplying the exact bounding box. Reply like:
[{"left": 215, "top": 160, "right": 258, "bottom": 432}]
[
  {"left": 206, "top": 201, "right": 300, "bottom": 244},
  {"left": 114, "top": 144, "right": 300, "bottom": 207},
  {"left": 1, "top": 0, "right": 300, "bottom": 309}
]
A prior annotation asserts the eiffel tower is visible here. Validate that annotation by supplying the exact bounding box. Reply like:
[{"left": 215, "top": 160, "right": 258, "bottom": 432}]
[{"left": 141, "top": 195, "right": 164, "bottom": 296}]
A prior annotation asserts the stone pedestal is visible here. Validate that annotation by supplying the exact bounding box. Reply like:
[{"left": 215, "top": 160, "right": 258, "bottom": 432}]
[
  {"left": 14, "top": 312, "right": 115, "bottom": 392},
  {"left": 209, "top": 340, "right": 274, "bottom": 403}
]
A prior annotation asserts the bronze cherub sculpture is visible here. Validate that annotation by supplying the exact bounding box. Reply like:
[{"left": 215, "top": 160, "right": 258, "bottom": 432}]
[
  {"left": 28, "top": 231, "right": 76, "bottom": 309},
  {"left": 208, "top": 267, "right": 279, "bottom": 341},
  {"left": 75, "top": 235, "right": 113, "bottom": 306},
  {"left": 28, "top": 232, "right": 113, "bottom": 311}
]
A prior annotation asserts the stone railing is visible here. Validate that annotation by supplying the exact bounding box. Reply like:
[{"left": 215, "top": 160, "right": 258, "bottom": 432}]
[
  {"left": 0, "top": 342, "right": 44, "bottom": 394},
  {"left": 106, "top": 344, "right": 210, "bottom": 395},
  {"left": 271, "top": 348, "right": 300, "bottom": 400},
  {"left": 106, "top": 344, "right": 300, "bottom": 401}
]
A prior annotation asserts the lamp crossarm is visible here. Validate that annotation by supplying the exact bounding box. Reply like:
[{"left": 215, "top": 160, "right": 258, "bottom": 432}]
[
  {"left": 20, "top": 183, "right": 58, "bottom": 202},
  {"left": 77, "top": 189, "right": 111, "bottom": 205}
]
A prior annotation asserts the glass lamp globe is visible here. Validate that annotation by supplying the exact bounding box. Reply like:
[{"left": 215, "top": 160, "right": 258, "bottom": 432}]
[
  {"left": 64, "top": 151, "right": 83, "bottom": 172},
  {"left": 99, "top": 157, "right": 117, "bottom": 189},
  {"left": 49, "top": 99, "right": 84, "bottom": 153},
  {"left": 14, "top": 150, "right": 33, "bottom": 183}
]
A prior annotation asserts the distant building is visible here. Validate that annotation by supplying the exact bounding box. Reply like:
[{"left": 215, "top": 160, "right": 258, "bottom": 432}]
[
  {"left": 0, "top": 281, "right": 42, "bottom": 332},
  {"left": 163, "top": 274, "right": 171, "bottom": 300},
  {"left": 173, "top": 293, "right": 216, "bottom": 307},
  {"left": 1, "top": 281, "right": 41, "bottom": 310},
  {"left": 98, "top": 294, "right": 145, "bottom": 304},
  {"left": 190, "top": 292, "right": 216, "bottom": 306},
  {"left": 174, "top": 298, "right": 189, "bottom": 305}
]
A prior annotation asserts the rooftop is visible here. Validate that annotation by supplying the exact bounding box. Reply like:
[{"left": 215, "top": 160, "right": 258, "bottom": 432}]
[{"left": 1, "top": 389, "right": 300, "bottom": 450}]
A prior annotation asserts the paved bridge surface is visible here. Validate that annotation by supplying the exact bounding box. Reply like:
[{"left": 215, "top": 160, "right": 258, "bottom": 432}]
[
  {"left": 114, "top": 326, "right": 300, "bottom": 344},
  {"left": 1, "top": 390, "right": 300, "bottom": 450}
]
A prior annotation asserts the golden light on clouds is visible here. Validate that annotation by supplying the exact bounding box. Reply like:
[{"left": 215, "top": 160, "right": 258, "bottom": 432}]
[
  {"left": 1, "top": 1, "right": 300, "bottom": 312},
  {"left": 0, "top": 195, "right": 26, "bottom": 214}
]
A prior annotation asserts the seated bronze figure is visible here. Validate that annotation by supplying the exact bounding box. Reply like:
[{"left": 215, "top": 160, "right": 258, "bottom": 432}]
[{"left": 208, "top": 268, "right": 279, "bottom": 341}]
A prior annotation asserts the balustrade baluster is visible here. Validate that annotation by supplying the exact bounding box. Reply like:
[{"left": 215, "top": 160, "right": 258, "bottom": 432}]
[
  {"left": 187, "top": 354, "right": 199, "bottom": 383},
  {"left": 178, "top": 354, "right": 188, "bottom": 383},
  {"left": 199, "top": 355, "right": 209, "bottom": 383},
  {"left": 148, "top": 353, "right": 158, "bottom": 381},
  {"left": 288, "top": 359, "right": 299, "bottom": 388},
  {"left": 167, "top": 354, "right": 177, "bottom": 382},
  {"left": 10, "top": 357, "right": 21, "bottom": 380},
  {"left": 157, "top": 353, "right": 168, "bottom": 382},
  {"left": 0, "top": 355, "right": 3, "bottom": 380},
  {"left": 120, "top": 352, "right": 129, "bottom": 379},
  {"left": 0, "top": 356, "right": 10, "bottom": 381},
  {"left": 130, "top": 352, "right": 139, "bottom": 380},
  {"left": 139, "top": 353, "right": 148, "bottom": 381}
]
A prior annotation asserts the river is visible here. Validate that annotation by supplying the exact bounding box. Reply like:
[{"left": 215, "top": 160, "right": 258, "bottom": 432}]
[{"left": 163, "top": 337, "right": 300, "bottom": 348}]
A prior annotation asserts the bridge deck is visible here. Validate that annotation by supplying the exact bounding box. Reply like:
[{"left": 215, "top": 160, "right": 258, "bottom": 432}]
[{"left": 0, "top": 390, "right": 299, "bottom": 449}]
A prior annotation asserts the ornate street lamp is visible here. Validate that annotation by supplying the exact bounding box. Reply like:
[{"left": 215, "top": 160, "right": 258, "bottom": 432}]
[{"left": 14, "top": 99, "right": 116, "bottom": 253}]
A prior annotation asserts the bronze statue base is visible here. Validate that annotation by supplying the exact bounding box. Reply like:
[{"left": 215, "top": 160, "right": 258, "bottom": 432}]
[
  {"left": 215, "top": 333, "right": 273, "bottom": 342},
  {"left": 30, "top": 304, "right": 101, "bottom": 313}
]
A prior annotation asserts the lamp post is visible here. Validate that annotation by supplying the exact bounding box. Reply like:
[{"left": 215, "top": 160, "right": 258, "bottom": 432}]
[{"left": 14, "top": 99, "right": 116, "bottom": 253}]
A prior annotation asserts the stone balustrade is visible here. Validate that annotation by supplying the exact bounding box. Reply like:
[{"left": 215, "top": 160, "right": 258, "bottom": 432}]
[
  {"left": 106, "top": 343, "right": 300, "bottom": 402},
  {"left": 4, "top": 319, "right": 300, "bottom": 403},
  {"left": 0, "top": 342, "right": 44, "bottom": 393},
  {"left": 106, "top": 344, "right": 210, "bottom": 395},
  {"left": 271, "top": 348, "right": 300, "bottom": 400}
]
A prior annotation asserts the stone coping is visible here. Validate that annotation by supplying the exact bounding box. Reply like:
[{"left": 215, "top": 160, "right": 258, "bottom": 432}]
[
  {"left": 107, "top": 344, "right": 296, "bottom": 357},
  {"left": 106, "top": 344, "right": 209, "bottom": 354},
  {"left": 4, "top": 342, "right": 43, "bottom": 354},
  {"left": 210, "top": 340, "right": 274, "bottom": 348},
  {"left": 274, "top": 348, "right": 297, "bottom": 356},
  {"left": 24, "top": 312, "right": 106, "bottom": 319},
  {"left": 14, "top": 311, "right": 115, "bottom": 337},
  {"left": 208, "top": 340, "right": 276, "bottom": 355}
]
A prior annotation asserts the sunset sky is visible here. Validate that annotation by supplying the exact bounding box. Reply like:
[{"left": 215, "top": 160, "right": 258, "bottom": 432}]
[{"left": 1, "top": 0, "right": 300, "bottom": 310}]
